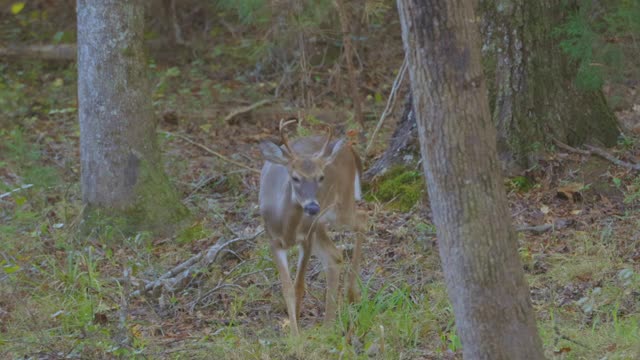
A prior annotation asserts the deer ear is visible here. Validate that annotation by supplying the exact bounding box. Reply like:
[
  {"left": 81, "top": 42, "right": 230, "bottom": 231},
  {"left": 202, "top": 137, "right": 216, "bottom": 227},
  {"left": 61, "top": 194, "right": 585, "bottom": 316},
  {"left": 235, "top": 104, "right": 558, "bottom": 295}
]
[
  {"left": 259, "top": 141, "right": 291, "bottom": 165},
  {"left": 325, "top": 138, "right": 345, "bottom": 164}
]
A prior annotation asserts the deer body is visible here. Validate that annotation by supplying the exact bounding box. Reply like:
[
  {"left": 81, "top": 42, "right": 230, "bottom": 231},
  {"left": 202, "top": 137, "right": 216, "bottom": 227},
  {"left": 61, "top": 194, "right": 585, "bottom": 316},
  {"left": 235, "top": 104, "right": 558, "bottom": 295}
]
[{"left": 259, "top": 125, "right": 364, "bottom": 336}]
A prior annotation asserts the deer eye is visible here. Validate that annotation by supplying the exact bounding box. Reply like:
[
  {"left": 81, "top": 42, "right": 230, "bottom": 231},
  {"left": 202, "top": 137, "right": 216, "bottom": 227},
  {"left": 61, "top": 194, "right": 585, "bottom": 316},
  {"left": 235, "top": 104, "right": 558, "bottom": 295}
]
[
  {"left": 292, "top": 175, "right": 301, "bottom": 183},
  {"left": 318, "top": 175, "right": 325, "bottom": 182}
]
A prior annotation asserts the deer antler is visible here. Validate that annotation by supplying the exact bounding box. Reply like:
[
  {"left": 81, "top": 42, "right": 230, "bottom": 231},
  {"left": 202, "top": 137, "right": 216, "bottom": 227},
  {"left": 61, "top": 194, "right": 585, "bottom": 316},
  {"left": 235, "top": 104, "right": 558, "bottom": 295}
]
[
  {"left": 318, "top": 124, "right": 334, "bottom": 157},
  {"left": 279, "top": 118, "right": 297, "bottom": 155}
]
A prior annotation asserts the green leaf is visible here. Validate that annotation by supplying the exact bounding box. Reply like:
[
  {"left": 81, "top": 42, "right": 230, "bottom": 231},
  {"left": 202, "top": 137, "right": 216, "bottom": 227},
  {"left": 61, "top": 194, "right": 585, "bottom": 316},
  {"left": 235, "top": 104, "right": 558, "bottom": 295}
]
[
  {"left": 11, "top": 2, "right": 25, "bottom": 15},
  {"left": 15, "top": 196, "right": 26, "bottom": 206},
  {"left": 3, "top": 264, "right": 20, "bottom": 274},
  {"left": 52, "top": 31, "right": 64, "bottom": 44}
]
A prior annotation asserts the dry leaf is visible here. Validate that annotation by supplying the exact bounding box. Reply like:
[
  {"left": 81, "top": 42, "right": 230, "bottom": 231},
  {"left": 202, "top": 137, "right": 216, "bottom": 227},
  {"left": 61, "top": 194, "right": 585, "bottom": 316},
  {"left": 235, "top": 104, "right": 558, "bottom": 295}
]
[{"left": 557, "top": 182, "right": 584, "bottom": 203}]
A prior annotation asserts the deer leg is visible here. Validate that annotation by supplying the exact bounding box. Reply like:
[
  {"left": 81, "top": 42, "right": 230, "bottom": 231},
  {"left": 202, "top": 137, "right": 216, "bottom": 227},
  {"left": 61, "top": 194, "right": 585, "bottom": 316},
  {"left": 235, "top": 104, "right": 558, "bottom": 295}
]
[
  {"left": 294, "top": 241, "right": 312, "bottom": 322},
  {"left": 346, "top": 230, "right": 363, "bottom": 303},
  {"left": 271, "top": 244, "right": 299, "bottom": 336},
  {"left": 314, "top": 225, "right": 342, "bottom": 325}
]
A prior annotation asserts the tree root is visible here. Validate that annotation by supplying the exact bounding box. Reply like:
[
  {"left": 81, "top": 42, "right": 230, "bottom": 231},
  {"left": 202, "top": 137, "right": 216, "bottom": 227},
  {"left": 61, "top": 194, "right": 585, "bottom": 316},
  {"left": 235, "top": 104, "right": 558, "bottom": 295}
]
[{"left": 553, "top": 138, "right": 640, "bottom": 171}]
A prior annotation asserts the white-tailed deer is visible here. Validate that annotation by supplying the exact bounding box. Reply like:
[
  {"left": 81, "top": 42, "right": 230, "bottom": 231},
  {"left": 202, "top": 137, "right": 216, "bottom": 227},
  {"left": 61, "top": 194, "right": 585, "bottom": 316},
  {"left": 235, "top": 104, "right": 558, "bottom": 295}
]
[{"left": 258, "top": 120, "right": 365, "bottom": 336}]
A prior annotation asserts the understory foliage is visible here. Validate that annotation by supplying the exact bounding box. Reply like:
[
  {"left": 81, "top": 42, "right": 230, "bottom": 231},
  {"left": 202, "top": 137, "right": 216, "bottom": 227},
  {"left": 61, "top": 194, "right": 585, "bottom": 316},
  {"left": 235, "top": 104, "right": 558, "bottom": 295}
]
[{"left": 555, "top": 0, "right": 640, "bottom": 93}]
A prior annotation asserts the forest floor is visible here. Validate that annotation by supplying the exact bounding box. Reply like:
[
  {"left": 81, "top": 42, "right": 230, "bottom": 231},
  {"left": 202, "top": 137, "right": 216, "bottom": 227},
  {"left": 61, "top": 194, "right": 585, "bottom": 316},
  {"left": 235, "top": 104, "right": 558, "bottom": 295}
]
[{"left": 2, "top": 58, "right": 640, "bottom": 360}]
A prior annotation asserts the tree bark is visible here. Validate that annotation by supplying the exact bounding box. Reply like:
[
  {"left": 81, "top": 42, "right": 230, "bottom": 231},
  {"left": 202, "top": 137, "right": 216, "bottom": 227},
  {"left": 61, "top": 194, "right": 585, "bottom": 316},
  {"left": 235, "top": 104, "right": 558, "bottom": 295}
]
[
  {"left": 397, "top": 0, "right": 545, "bottom": 359},
  {"left": 77, "top": 0, "right": 187, "bottom": 232},
  {"left": 368, "top": 0, "right": 619, "bottom": 179},
  {"left": 363, "top": 94, "right": 418, "bottom": 182},
  {"left": 482, "top": 0, "right": 618, "bottom": 170}
]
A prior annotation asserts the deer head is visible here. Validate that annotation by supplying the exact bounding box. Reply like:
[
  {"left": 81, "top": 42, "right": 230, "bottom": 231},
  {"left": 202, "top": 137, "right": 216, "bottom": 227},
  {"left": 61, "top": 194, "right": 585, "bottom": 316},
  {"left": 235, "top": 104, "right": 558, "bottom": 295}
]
[{"left": 259, "top": 120, "right": 345, "bottom": 216}]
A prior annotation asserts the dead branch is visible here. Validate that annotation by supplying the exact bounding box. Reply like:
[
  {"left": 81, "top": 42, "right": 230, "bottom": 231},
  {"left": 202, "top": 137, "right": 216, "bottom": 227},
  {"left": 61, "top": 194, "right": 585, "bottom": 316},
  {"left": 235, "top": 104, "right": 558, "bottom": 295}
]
[
  {"left": 223, "top": 99, "right": 272, "bottom": 124},
  {"left": 0, "top": 44, "right": 76, "bottom": 61},
  {"left": 552, "top": 138, "right": 591, "bottom": 155},
  {"left": 515, "top": 223, "right": 553, "bottom": 233},
  {"left": 515, "top": 218, "right": 573, "bottom": 234},
  {"left": 0, "top": 184, "right": 33, "bottom": 200},
  {"left": 584, "top": 144, "right": 640, "bottom": 171},
  {"left": 0, "top": 39, "right": 177, "bottom": 61},
  {"left": 131, "top": 230, "right": 263, "bottom": 298},
  {"left": 160, "top": 131, "right": 260, "bottom": 174},
  {"left": 553, "top": 138, "right": 640, "bottom": 171},
  {"left": 365, "top": 56, "right": 408, "bottom": 155},
  {"left": 169, "top": 0, "right": 185, "bottom": 45},
  {"left": 116, "top": 267, "right": 132, "bottom": 347}
]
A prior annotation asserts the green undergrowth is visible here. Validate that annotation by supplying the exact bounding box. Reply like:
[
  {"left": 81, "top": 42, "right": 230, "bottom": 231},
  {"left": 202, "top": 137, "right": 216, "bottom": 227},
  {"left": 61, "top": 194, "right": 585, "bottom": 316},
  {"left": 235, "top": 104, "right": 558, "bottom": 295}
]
[{"left": 364, "top": 166, "right": 426, "bottom": 212}]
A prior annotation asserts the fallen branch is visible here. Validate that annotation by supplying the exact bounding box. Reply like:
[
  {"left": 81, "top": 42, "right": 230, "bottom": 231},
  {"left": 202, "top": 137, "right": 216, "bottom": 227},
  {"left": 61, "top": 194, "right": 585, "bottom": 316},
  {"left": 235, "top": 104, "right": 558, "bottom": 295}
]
[
  {"left": 0, "top": 39, "right": 179, "bottom": 61},
  {"left": 0, "top": 44, "right": 76, "bottom": 61},
  {"left": 515, "top": 218, "right": 573, "bottom": 234},
  {"left": 223, "top": 99, "right": 272, "bottom": 124},
  {"left": 365, "top": 56, "right": 408, "bottom": 156},
  {"left": 584, "top": 144, "right": 640, "bottom": 171},
  {"left": 0, "top": 184, "right": 34, "bottom": 199},
  {"left": 160, "top": 131, "right": 260, "bottom": 174},
  {"left": 130, "top": 230, "right": 263, "bottom": 298},
  {"left": 554, "top": 138, "right": 640, "bottom": 171}
]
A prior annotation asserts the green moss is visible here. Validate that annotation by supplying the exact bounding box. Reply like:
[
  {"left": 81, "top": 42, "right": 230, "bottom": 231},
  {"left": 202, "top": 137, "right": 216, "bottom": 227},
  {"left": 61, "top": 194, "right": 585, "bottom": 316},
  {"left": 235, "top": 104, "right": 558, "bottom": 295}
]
[
  {"left": 364, "top": 166, "right": 426, "bottom": 212},
  {"left": 176, "top": 222, "right": 207, "bottom": 244},
  {"left": 81, "top": 156, "right": 190, "bottom": 238},
  {"left": 123, "top": 156, "right": 190, "bottom": 234}
]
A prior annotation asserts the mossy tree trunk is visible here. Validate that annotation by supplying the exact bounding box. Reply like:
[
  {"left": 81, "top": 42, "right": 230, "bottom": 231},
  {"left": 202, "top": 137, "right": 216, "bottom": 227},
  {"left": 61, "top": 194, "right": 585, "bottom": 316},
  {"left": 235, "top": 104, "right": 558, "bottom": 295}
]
[
  {"left": 77, "top": 0, "right": 187, "bottom": 233},
  {"left": 482, "top": 0, "right": 618, "bottom": 170},
  {"left": 398, "top": 0, "right": 545, "bottom": 358},
  {"left": 368, "top": 0, "right": 619, "bottom": 178}
]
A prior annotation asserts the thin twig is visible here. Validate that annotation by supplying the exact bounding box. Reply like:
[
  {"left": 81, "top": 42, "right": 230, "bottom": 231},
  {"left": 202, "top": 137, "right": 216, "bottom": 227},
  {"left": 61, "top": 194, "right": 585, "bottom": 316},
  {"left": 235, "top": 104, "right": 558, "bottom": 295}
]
[
  {"left": 160, "top": 131, "right": 260, "bottom": 174},
  {"left": 365, "top": 56, "right": 408, "bottom": 155},
  {"left": 223, "top": 99, "right": 272, "bottom": 124}
]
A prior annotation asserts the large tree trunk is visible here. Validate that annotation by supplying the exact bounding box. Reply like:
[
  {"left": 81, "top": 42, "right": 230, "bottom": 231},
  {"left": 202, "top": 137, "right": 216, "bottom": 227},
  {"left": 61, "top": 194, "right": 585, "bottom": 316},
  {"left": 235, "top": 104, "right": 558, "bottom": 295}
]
[
  {"left": 483, "top": 0, "right": 619, "bottom": 170},
  {"left": 77, "top": 0, "right": 187, "bottom": 232},
  {"left": 368, "top": 0, "right": 619, "bottom": 179},
  {"left": 397, "top": 0, "right": 545, "bottom": 358}
]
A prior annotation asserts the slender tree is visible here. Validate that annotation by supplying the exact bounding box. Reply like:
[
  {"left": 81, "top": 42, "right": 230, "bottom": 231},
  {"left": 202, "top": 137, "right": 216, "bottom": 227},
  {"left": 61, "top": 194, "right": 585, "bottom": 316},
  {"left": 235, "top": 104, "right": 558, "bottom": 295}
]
[
  {"left": 77, "top": 0, "right": 187, "bottom": 232},
  {"left": 397, "top": 0, "right": 545, "bottom": 358}
]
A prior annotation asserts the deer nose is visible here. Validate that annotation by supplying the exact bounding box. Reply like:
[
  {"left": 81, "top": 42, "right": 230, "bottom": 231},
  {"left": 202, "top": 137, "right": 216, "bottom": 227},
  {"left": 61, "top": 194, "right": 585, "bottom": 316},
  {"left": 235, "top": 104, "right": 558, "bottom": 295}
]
[{"left": 303, "top": 202, "right": 320, "bottom": 216}]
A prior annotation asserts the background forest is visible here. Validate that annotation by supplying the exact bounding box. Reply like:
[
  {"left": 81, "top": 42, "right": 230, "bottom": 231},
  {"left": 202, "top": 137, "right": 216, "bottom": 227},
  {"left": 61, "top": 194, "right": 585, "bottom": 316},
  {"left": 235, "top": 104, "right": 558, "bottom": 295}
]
[{"left": 1, "top": 0, "right": 640, "bottom": 358}]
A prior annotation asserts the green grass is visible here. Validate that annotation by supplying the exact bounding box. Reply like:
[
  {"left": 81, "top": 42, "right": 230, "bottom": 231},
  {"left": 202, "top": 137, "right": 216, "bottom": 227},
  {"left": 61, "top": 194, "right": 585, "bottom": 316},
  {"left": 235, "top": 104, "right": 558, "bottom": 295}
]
[{"left": 2, "top": 57, "right": 640, "bottom": 359}]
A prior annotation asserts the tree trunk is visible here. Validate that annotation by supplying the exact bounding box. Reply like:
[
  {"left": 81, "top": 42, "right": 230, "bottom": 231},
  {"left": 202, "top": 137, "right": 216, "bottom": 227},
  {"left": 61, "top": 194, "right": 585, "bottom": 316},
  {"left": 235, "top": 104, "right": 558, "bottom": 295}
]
[
  {"left": 363, "top": 94, "right": 417, "bottom": 182},
  {"left": 77, "top": 0, "right": 187, "bottom": 233},
  {"left": 368, "top": 0, "right": 619, "bottom": 179},
  {"left": 397, "top": 0, "right": 545, "bottom": 359},
  {"left": 482, "top": 0, "right": 618, "bottom": 171}
]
